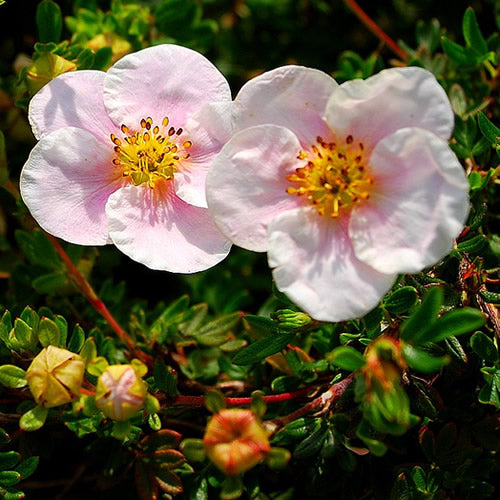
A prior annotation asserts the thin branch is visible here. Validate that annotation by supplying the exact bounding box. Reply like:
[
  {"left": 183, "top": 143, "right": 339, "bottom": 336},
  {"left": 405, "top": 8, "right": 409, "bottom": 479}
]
[{"left": 343, "top": 0, "right": 409, "bottom": 61}]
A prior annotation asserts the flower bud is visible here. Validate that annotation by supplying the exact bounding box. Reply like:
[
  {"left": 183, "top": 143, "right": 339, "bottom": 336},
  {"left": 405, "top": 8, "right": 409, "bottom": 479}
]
[
  {"left": 25, "top": 53, "right": 76, "bottom": 95},
  {"left": 203, "top": 409, "right": 271, "bottom": 476},
  {"left": 26, "top": 346, "right": 85, "bottom": 408},
  {"left": 95, "top": 364, "right": 147, "bottom": 421},
  {"left": 273, "top": 309, "right": 312, "bottom": 330}
]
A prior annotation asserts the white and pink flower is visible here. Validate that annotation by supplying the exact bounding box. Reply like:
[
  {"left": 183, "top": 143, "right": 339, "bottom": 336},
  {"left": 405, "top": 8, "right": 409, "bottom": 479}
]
[
  {"left": 20, "top": 44, "right": 232, "bottom": 273},
  {"left": 206, "top": 66, "right": 470, "bottom": 322}
]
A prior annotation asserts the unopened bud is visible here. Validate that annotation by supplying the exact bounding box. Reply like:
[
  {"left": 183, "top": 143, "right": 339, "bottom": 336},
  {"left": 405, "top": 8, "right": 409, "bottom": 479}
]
[
  {"left": 26, "top": 346, "right": 85, "bottom": 408},
  {"left": 95, "top": 365, "right": 147, "bottom": 421},
  {"left": 25, "top": 53, "right": 76, "bottom": 95},
  {"left": 203, "top": 409, "right": 271, "bottom": 476},
  {"left": 273, "top": 309, "right": 311, "bottom": 330}
]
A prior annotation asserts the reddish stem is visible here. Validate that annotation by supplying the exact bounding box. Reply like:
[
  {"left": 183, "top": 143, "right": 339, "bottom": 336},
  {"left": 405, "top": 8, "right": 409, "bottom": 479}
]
[
  {"left": 173, "top": 386, "right": 313, "bottom": 407},
  {"left": 343, "top": 0, "right": 409, "bottom": 61},
  {"left": 47, "top": 234, "right": 152, "bottom": 365}
]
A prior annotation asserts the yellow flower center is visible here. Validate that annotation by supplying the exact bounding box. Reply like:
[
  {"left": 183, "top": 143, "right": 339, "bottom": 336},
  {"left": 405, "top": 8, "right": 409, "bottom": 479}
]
[
  {"left": 287, "top": 135, "right": 374, "bottom": 217},
  {"left": 111, "top": 116, "right": 192, "bottom": 188}
]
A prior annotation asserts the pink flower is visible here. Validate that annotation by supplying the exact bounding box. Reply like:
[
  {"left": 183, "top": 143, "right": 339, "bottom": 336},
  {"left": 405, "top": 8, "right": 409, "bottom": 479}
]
[
  {"left": 20, "top": 44, "right": 232, "bottom": 273},
  {"left": 206, "top": 66, "right": 469, "bottom": 321}
]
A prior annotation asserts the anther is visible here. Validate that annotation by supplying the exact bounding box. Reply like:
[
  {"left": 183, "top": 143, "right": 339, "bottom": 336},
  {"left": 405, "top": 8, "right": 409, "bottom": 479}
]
[
  {"left": 168, "top": 127, "right": 175, "bottom": 136},
  {"left": 346, "top": 135, "right": 353, "bottom": 144},
  {"left": 176, "top": 128, "right": 183, "bottom": 135}
]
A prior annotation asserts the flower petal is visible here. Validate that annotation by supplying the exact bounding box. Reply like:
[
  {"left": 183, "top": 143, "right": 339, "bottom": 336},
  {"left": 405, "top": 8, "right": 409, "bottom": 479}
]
[
  {"left": 28, "top": 70, "right": 119, "bottom": 143},
  {"left": 349, "top": 127, "right": 469, "bottom": 274},
  {"left": 103, "top": 45, "right": 231, "bottom": 131},
  {"left": 325, "top": 67, "right": 454, "bottom": 149},
  {"left": 233, "top": 65, "right": 337, "bottom": 146},
  {"left": 20, "top": 127, "right": 122, "bottom": 245},
  {"left": 206, "top": 125, "right": 304, "bottom": 252},
  {"left": 268, "top": 208, "right": 396, "bottom": 322},
  {"left": 175, "top": 101, "right": 234, "bottom": 208},
  {"left": 106, "top": 183, "right": 231, "bottom": 273}
]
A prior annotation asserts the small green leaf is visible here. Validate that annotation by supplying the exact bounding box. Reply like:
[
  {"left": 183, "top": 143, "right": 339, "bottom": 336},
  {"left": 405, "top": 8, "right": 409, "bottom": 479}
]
[
  {"left": 0, "top": 428, "right": 10, "bottom": 445},
  {"left": 15, "top": 456, "right": 39, "bottom": 480},
  {"left": 154, "top": 467, "right": 183, "bottom": 495},
  {"left": 12, "top": 318, "right": 36, "bottom": 350},
  {"left": 478, "top": 112, "right": 500, "bottom": 145},
  {"left": 384, "top": 286, "right": 418, "bottom": 314},
  {"left": 76, "top": 48, "right": 95, "bottom": 69},
  {"left": 148, "top": 413, "right": 162, "bottom": 431},
  {"left": 86, "top": 356, "right": 109, "bottom": 376},
  {"left": 463, "top": 7, "right": 488, "bottom": 55},
  {"left": 0, "top": 451, "right": 21, "bottom": 470},
  {"left": 401, "top": 287, "right": 443, "bottom": 343},
  {"left": 0, "top": 365, "right": 27, "bottom": 388},
  {"left": 356, "top": 420, "right": 388, "bottom": 457},
  {"left": 457, "top": 234, "right": 487, "bottom": 254},
  {"left": 19, "top": 405, "right": 48, "bottom": 432},
  {"left": 294, "top": 425, "right": 327, "bottom": 459},
  {"left": 0, "top": 470, "right": 21, "bottom": 486},
  {"left": 32, "top": 271, "right": 67, "bottom": 294},
  {"left": 243, "top": 315, "right": 280, "bottom": 335},
  {"left": 112, "top": 420, "right": 132, "bottom": 440},
  {"left": 220, "top": 476, "right": 243, "bottom": 500},
  {"left": 205, "top": 389, "right": 226, "bottom": 413},
  {"left": 80, "top": 337, "right": 97, "bottom": 366},
  {"left": 36, "top": 0, "right": 63, "bottom": 43},
  {"left": 232, "top": 332, "right": 291, "bottom": 365},
  {"left": 470, "top": 331, "right": 498, "bottom": 362},
  {"left": 402, "top": 344, "right": 449, "bottom": 373},
  {"left": 180, "top": 438, "right": 206, "bottom": 462},
  {"left": 142, "top": 429, "right": 182, "bottom": 451},
  {"left": 193, "top": 312, "right": 241, "bottom": 347},
  {"left": 414, "top": 308, "right": 485, "bottom": 344},
  {"left": 68, "top": 324, "right": 85, "bottom": 352},
  {"left": 93, "top": 47, "right": 112, "bottom": 70},
  {"left": 328, "top": 346, "right": 365, "bottom": 371},
  {"left": 480, "top": 290, "right": 500, "bottom": 304},
  {"left": 441, "top": 37, "right": 476, "bottom": 65},
  {"left": 265, "top": 447, "right": 291, "bottom": 470},
  {"left": 154, "top": 449, "right": 185, "bottom": 469},
  {"left": 38, "top": 317, "right": 61, "bottom": 347}
]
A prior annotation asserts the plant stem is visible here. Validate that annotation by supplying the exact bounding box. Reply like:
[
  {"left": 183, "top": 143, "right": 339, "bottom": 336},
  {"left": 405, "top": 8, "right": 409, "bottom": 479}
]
[
  {"left": 47, "top": 234, "right": 152, "bottom": 365},
  {"left": 343, "top": 0, "right": 409, "bottom": 61}
]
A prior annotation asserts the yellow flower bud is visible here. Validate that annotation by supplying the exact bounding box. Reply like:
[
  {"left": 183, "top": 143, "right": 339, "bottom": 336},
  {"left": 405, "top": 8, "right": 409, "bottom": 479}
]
[
  {"left": 203, "top": 409, "right": 271, "bottom": 476},
  {"left": 26, "top": 346, "right": 85, "bottom": 408},
  {"left": 95, "top": 365, "right": 147, "bottom": 421},
  {"left": 25, "top": 53, "right": 77, "bottom": 95}
]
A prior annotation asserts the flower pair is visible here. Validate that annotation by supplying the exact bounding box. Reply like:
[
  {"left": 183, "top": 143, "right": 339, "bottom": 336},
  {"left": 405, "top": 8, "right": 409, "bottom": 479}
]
[{"left": 21, "top": 44, "right": 469, "bottom": 322}]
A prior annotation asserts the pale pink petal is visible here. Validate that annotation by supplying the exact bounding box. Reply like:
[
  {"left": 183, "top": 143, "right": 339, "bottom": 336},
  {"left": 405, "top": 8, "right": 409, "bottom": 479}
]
[
  {"left": 106, "top": 183, "right": 231, "bottom": 273},
  {"left": 175, "top": 101, "right": 234, "bottom": 208},
  {"left": 103, "top": 45, "right": 231, "bottom": 132},
  {"left": 349, "top": 127, "right": 469, "bottom": 274},
  {"left": 268, "top": 208, "right": 396, "bottom": 322},
  {"left": 20, "top": 128, "right": 123, "bottom": 245},
  {"left": 232, "top": 65, "right": 337, "bottom": 146},
  {"left": 28, "top": 70, "right": 119, "bottom": 143},
  {"left": 325, "top": 67, "right": 454, "bottom": 150},
  {"left": 206, "top": 125, "right": 305, "bottom": 252}
]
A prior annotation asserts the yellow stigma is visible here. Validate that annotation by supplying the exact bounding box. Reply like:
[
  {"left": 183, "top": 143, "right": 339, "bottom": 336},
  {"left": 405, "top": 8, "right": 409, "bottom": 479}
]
[
  {"left": 111, "top": 116, "right": 192, "bottom": 188},
  {"left": 286, "top": 135, "right": 374, "bottom": 218}
]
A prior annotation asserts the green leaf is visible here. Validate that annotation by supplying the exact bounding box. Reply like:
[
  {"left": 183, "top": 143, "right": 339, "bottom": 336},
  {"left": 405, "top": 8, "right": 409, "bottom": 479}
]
[
  {"left": 480, "top": 290, "right": 500, "bottom": 304},
  {"left": 463, "top": 7, "right": 488, "bottom": 55},
  {"left": 148, "top": 413, "right": 162, "bottom": 431},
  {"left": 441, "top": 37, "right": 476, "bottom": 65},
  {"left": 36, "top": 0, "right": 63, "bottom": 43},
  {"left": 142, "top": 429, "right": 182, "bottom": 451},
  {"left": 0, "top": 451, "right": 21, "bottom": 470},
  {"left": 356, "top": 419, "right": 387, "bottom": 457},
  {"left": 68, "top": 324, "right": 85, "bottom": 352},
  {"left": 220, "top": 476, "right": 244, "bottom": 500},
  {"left": 401, "top": 287, "right": 443, "bottom": 343},
  {"left": 38, "top": 317, "right": 61, "bottom": 347},
  {"left": 0, "top": 428, "right": 10, "bottom": 445},
  {"left": 457, "top": 234, "right": 487, "bottom": 254},
  {"left": 179, "top": 438, "right": 206, "bottom": 462},
  {"left": 80, "top": 337, "right": 97, "bottom": 366},
  {"left": 470, "top": 331, "right": 498, "bottom": 363},
  {"left": 193, "top": 312, "right": 241, "bottom": 347},
  {"left": 205, "top": 389, "right": 226, "bottom": 413},
  {"left": 478, "top": 112, "right": 500, "bottom": 145},
  {"left": 112, "top": 420, "right": 131, "bottom": 440},
  {"left": 243, "top": 315, "right": 280, "bottom": 335},
  {"left": 154, "top": 467, "right": 183, "bottom": 495},
  {"left": 478, "top": 368, "right": 500, "bottom": 407},
  {"left": 12, "top": 318, "right": 37, "bottom": 351},
  {"left": 402, "top": 344, "right": 449, "bottom": 373},
  {"left": 414, "top": 307, "right": 485, "bottom": 344},
  {"left": 328, "top": 346, "right": 365, "bottom": 371},
  {"left": 232, "top": 332, "right": 291, "bottom": 365},
  {"left": 0, "top": 365, "right": 27, "bottom": 388},
  {"left": 0, "top": 470, "right": 21, "bottom": 486},
  {"left": 32, "top": 272, "right": 67, "bottom": 294},
  {"left": 93, "top": 47, "right": 112, "bottom": 70},
  {"left": 76, "top": 48, "right": 95, "bottom": 69},
  {"left": 293, "top": 425, "right": 327, "bottom": 458},
  {"left": 384, "top": 286, "right": 418, "bottom": 314},
  {"left": 154, "top": 449, "right": 185, "bottom": 468},
  {"left": 265, "top": 447, "right": 291, "bottom": 469},
  {"left": 155, "top": 0, "right": 198, "bottom": 35},
  {"left": 19, "top": 405, "right": 48, "bottom": 431},
  {"left": 15, "top": 456, "right": 39, "bottom": 480}
]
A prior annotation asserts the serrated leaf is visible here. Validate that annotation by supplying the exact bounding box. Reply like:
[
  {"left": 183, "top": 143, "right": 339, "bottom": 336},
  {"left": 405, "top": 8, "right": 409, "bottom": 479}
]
[
  {"left": 402, "top": 344, "right": 449, "bottom": 373},
  {"left": 19, "top": 405, "right": 48, "bottom": 432},
  {"left": 232, "top": 332, "right": 291, "bottom": 365},
  {"left": 470, "top": 331, "right": 498, "bottom": 363},
  {"left": 414, "top": 307, "right": 484, "bottom": 344},
  {"left": 0, "top": 365, "right": 27, "bottom": 388},
  {"left": 401, "top": 287, "right": 443, "bottom": 343},
  {"left": 384, "top": 286, "right": 418, "bottom": 314},
  {"left": 36, "top": 0, "right": 62, "bottom": 43},
  {"left": 38, "top": 317, "right": 61, "bottom": 347},
  {"left": 328, "top": 346, "right": 365, "bottom": 371},
  {"left": 463, "top": 7, "right": 488, "bottom": 55},
  {"left": 193, "top": 312, "right": 241, "bottom": 347}
]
